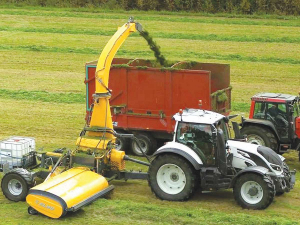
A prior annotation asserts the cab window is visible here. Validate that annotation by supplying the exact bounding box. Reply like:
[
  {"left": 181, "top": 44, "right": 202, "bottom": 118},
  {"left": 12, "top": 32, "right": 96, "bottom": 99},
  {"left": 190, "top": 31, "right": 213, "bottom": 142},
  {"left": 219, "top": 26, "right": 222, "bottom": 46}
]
[
  {"left": 218, "top": 119, "right": 229, "bottom": 141},
  {"left": 253, "top": 102, "right": 265, "bottom": 119},
  {"left": 176, "top": 122, "right": 214, "bottom": 165}
]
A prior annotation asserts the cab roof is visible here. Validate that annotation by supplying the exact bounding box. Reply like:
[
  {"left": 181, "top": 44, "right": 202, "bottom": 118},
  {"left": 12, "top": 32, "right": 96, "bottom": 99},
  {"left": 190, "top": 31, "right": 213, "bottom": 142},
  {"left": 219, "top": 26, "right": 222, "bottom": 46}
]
[
  {"left": 173, "top": 109, "right": 225, "bottom": 125},
  {"left": 252, "top": 93, "right": 298, "bottom": 103}
]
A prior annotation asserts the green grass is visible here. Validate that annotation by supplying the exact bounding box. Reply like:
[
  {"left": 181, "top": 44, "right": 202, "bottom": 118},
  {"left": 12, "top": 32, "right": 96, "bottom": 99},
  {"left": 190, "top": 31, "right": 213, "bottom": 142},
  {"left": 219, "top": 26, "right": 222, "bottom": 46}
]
[
  {"left": 0, "top": 5, "right": 300, "bottom": 224},
  {"left": 0, "top": 89, "right": 85, "bottom": 104},
  {"left": 1, "top": 7, "right": 300, "bottom": 27},
  {"left": 1, "top": 45, "right": 299, "bottom": 65}
]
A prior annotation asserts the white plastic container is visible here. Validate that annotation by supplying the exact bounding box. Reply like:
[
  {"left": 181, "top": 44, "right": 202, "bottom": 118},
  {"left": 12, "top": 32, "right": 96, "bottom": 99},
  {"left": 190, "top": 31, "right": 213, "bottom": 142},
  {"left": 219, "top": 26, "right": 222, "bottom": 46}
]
[{"left": 0, "top": 136, "right": 35, "bottom": 169}]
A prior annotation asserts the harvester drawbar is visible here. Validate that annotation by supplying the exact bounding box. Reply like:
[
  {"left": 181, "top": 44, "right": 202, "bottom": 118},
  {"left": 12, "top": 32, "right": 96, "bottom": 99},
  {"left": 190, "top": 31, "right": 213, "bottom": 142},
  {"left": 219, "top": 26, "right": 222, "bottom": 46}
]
[{"left": 1, "top": 18, "right": 296, "bottom": 218}]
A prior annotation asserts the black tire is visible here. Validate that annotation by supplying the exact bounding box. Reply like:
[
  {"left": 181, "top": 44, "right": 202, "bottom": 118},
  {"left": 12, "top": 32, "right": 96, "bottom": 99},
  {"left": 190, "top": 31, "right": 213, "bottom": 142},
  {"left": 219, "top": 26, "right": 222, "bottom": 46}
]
[
  {"left": 28, "top": 207, "right": 38, "bottom": 215},
  {"left": 148, "top": 154, "right": 198, "bottom": 201},
  {"left": 115, "top": 130, "right": 130, "bottom": 152},
  {"left": 115, "top": 137, "right": 129, "bottom": 151},
  {"left": 233, "top": 173, "right": 275, "bottom": 209},
  {"left": 1, "top": 168, "right": 33, "bottom": 202},
  {"left": 276, "top": 162, "right": 291, "bottom": 196},
  {"left": 131, "top": 133, "right": 157, "bottom": 156},
  {"left": 241, "top": 126, "right": 278, "bottom": 152}
]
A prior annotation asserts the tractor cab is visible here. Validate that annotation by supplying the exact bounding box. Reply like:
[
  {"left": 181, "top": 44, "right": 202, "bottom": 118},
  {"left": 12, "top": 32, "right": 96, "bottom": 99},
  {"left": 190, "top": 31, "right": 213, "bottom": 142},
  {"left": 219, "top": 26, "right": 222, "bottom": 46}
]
[
  {"left": 172, "top": 109, "right": 231, "bottom": 175},
  {"left": 244, "top": 93, "right": 300, "bottom": 153}
]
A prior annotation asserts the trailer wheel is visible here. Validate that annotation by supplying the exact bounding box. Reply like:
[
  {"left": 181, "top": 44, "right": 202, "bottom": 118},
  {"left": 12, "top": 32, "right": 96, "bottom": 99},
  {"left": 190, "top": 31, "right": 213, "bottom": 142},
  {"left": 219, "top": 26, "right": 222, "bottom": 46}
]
[
  {"left": 131, "top": 133, "right": 157, "bottom": 156},
  {"left": 1, "top": 169, "right": 33, "bottom": 202},
  {"left": 148, "top": 154, "right": 198, "bottom": 201},
  {"left": 114, "top": 131, "right": 130, "bottom": 152},
  {"left": 233, "top": 173, "right": 275, "bottom": 209},
  {"left": 241, "top": 126, "right": 278, "bottom": 152}
]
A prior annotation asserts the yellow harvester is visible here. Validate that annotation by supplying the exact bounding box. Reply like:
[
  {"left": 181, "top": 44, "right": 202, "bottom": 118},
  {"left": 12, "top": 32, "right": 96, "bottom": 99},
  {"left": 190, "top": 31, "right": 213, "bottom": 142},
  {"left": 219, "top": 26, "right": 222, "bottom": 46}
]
[{"left": 24, "top": 18, "right": 147, "bottom": 219}]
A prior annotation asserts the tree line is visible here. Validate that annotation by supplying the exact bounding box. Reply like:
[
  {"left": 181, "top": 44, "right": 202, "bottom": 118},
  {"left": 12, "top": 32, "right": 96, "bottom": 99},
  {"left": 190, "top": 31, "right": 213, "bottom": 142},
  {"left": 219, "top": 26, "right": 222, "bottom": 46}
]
[{"left": 3, "top": 0, "right": 300, "bottom": 15}]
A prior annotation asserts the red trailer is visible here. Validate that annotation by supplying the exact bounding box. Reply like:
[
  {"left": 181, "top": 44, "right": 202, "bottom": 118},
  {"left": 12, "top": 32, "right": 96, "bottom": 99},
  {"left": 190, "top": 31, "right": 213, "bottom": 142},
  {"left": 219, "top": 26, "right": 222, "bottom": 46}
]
[{"left": 85, "top": 58, "right": 231, "bottom": 155}]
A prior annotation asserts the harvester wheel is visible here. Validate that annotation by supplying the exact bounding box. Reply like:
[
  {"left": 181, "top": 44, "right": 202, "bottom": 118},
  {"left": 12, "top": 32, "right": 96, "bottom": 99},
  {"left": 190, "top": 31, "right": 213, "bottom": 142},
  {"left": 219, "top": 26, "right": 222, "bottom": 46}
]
[
  {"left": 148, "top": 154, "right": 198, "bottom": 201},
  {"left": 1, "top": 168, "right": 33, "bottom": 202},
  {"left": 131, "top": 133, "right": 157, "bottom": 156},
  {"left": 241, "top": 126, "right": 278, "bottom": 152},
  {"left": 28, "top": 207, "right": 38, "bottom": 215},
  {"left": 233, "top": 173, "right": 275, "bottom": 209}
]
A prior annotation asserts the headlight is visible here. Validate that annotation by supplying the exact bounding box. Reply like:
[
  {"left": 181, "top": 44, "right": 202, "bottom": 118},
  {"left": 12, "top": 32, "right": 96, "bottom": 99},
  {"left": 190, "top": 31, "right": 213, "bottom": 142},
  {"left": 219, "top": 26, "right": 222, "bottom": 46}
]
[{"left": 270, "top": 164, "right": 282, "bottom": 172}]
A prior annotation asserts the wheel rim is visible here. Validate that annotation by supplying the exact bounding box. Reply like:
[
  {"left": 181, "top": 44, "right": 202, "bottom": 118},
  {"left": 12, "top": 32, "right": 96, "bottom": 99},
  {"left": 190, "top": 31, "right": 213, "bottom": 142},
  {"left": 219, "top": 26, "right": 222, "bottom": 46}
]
[
  {"left": 8, "top": 179, "right": 23, "bottom": 196},
  {"left": 246, "top": 134, "right": 265, "bottom": 146},
  {"left": 156, "top": 164, "right": 186, "bottom": 195},
  {"left": 133, "top": 139, "right": 148, "bottom": 154},
  {"left": 115, "top": 139, "right": 122, "bottom": 150},
  {"left": 241, "top": 181, "right": 263, "bottom": 204}
]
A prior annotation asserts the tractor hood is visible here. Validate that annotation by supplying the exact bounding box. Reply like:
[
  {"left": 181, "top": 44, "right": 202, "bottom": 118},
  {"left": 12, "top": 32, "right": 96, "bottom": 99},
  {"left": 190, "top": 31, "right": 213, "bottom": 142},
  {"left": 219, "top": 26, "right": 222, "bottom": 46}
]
[
  {"left": 257, "top": 146, "right": 283, "bottom": 166},
  {"left": 227, "top": 140, "right": 283, "bottom": 167}
]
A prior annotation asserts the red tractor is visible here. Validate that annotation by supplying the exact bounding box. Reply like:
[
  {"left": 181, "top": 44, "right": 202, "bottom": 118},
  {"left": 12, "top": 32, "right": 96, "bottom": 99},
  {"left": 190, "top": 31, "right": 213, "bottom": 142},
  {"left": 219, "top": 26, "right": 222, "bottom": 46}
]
[{"left": 240, "top": 93, "right": 300, "bottom": 157}]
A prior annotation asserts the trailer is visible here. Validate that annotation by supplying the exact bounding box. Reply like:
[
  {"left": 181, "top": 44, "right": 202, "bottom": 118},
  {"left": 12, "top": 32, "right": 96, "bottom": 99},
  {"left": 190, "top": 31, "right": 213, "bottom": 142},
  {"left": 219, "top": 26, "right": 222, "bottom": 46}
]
[{"left": 85, "top": 58, "right": 231, "bottom": 155}]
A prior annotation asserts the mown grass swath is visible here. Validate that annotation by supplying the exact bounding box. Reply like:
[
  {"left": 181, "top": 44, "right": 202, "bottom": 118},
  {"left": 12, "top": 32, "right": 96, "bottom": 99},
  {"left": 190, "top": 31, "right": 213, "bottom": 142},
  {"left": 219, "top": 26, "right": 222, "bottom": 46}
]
[
  {"left": 1, "top": 26, "right": 300, "bottom": 44},
  {"left": 1, "top": 45, "right": 299, "bottom": 65},
  {"left": 0, "top": 8, "right": 300, "bottom": 27}
]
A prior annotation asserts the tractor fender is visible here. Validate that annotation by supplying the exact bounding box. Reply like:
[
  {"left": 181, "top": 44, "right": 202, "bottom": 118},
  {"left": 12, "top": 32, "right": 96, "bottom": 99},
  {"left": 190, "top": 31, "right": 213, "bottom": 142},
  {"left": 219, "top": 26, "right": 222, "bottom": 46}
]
[
  {"left": 153, "top": 142, "right": 203, "bottom": 170},
  {"left": 231, "top": 166, "right": 269, "bottom": 187},
  {"left": 242, "top": 119, "right": 280, "bottom": 140}
]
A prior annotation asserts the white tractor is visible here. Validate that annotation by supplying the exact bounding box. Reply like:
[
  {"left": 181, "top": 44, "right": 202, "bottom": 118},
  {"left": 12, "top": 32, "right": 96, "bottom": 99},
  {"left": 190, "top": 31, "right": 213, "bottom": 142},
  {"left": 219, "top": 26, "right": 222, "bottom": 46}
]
[{"left": 148, "top": 109, "right": 296, "bottom": 209}]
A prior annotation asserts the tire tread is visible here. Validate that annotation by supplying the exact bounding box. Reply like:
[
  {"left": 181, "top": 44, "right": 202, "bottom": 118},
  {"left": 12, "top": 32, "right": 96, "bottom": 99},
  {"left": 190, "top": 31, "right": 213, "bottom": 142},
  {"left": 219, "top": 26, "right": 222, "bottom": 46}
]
[
  {"left": 148, "top": 154, "right": 198, "bottom": 201},
  {"left": 233, "top": 173, "right": 275, "bottom": 209}
]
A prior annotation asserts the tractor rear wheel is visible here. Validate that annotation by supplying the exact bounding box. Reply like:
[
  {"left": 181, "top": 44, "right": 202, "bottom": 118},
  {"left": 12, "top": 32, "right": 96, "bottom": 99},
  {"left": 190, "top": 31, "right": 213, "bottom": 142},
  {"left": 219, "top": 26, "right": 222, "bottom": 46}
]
[
  {"left": 233, "top": 173, "right": 275, "bottom": 209},
  {"left": 241, "top": 126, "right": 278, "bottom": 152},
  {"left": 148, "top": 154, "right": 198, "bottom": 201},
  {"left": 1, "top": 169, "right": 33, "bottom": 202}
]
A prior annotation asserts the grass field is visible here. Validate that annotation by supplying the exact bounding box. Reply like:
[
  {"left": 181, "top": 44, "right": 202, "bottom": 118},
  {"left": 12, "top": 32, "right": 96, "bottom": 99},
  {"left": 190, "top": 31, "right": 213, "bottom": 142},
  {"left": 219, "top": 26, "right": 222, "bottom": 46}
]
[{"left": 0, "top": 5, "right": 300, "bottom": 224}]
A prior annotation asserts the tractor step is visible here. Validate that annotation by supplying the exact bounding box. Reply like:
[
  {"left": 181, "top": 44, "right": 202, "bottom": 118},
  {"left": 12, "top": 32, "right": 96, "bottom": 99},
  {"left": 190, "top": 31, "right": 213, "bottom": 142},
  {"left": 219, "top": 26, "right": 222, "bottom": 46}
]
[{"left": 200, "top": 167, "right": 231, "bottom": 190}]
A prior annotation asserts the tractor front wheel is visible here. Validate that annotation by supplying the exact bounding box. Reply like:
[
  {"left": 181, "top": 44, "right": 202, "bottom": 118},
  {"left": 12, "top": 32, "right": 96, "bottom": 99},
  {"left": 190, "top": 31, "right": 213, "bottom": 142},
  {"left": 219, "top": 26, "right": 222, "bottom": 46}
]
[
  {"left": 233, "top": 173, "right": 275, "bottom": 209},
  {"left": 148, "top": 154, "right": 198, "bottom": 201}
]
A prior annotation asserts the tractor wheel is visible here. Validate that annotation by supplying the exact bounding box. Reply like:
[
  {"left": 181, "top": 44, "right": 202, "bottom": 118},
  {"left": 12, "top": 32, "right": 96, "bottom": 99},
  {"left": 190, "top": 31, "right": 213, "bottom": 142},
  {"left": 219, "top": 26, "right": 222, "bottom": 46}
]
[
  {"left": 241, "top": 126, "right": 278, "bottom": 152},
  {"left": 233, "top": 173, "right": 275, "bottom": 209},
  {"left": 1, "top": 168, "right": 33, "bottom": 202},
  {"left": 131, "top": 133, "right": 157, "bottom": 156},
  {"left": 148, "top": 154, "right": 198, "bottom": 201}
]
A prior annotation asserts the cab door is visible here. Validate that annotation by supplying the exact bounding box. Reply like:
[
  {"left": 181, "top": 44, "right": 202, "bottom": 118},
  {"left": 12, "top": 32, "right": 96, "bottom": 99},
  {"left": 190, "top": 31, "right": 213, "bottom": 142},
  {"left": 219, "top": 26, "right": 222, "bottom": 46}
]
[{"left": 266, "top": 103, "right": 289, "bottom": 141}]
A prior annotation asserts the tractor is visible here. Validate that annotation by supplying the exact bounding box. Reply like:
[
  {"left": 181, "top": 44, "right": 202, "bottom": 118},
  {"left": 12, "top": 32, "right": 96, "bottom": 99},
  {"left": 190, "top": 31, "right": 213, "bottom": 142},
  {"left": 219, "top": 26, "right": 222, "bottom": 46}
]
[
  {"left": 240, "top": 93, "right": 300, "bottom": 157},
  {"left": 149, "top": 108, "right": 296, "bottom": 209}
]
